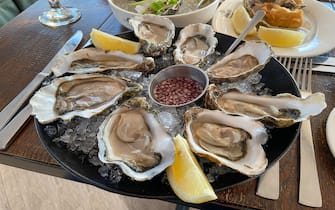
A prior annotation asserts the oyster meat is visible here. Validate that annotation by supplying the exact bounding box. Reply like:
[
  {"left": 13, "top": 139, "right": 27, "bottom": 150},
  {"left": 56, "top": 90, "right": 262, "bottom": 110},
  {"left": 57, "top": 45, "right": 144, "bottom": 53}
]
[
  {"left": 184, "top": 107, "right": 268, "bottom": 176},
  {"left": 205, "top": 84, "right": 327, "bottom": 128},
  {"left": 129, "top": 14, "right": 175, "bottom": 57},
  {"left": 52, "top": 48, "right": 155, "bottom": 77},
  {"left": 174, "top": 23, "right": 218, "bottom": 66},
  {"left": 206, "top": 41, "right": 272, "bottom": 83},
  {"left": 30, "top": 74, "right": 142, "bottom": 124},
  {"left": 97, "top": 97, "right": 175, "bottom": 181}
]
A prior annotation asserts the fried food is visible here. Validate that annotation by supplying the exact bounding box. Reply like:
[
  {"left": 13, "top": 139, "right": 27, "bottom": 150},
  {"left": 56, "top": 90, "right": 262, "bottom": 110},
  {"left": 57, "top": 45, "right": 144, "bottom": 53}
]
[{"left": 261, "top": 2, "right": 304, "bottom": 28}]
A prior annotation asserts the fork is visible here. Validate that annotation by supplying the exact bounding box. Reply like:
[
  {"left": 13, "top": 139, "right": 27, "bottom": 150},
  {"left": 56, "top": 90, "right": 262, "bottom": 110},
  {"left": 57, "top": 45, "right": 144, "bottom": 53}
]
[{"left": 280, "top": 57, "right": 322, "bottom": 207}]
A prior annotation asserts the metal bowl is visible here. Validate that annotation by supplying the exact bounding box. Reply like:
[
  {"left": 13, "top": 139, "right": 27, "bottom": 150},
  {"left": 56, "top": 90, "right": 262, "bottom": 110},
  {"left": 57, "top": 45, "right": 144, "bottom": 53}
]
[
  {"left": 148, "top": 64, "right": 209, "bottom": 107},
  {"left": 107, "top": 0, "right": 220, "bottom": 29}
]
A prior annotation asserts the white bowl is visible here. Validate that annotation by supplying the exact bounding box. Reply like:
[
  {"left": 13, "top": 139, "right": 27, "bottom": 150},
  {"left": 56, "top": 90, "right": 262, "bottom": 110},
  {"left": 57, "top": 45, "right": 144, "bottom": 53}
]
[{"left": 108, "top": 0, "right": 221, "bottom": 29}]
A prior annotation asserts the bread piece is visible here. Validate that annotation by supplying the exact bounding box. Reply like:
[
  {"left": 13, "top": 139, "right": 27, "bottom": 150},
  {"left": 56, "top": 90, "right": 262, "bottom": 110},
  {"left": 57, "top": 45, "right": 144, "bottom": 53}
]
[{"left": 261, "top": 2, "right": 303, "bottom": 28}]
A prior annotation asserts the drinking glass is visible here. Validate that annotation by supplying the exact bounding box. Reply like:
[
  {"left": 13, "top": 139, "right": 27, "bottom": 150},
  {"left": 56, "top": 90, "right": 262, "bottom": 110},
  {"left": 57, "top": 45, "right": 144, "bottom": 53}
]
[{"left": 39, "top": 0, "right": 81, "bottom": 27}]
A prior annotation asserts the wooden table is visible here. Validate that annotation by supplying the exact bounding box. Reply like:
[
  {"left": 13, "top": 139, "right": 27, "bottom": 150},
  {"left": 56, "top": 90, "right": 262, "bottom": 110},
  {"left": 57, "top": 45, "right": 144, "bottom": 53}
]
[{"left": 1, "top": 0, "right": 335, "bottom": 209}]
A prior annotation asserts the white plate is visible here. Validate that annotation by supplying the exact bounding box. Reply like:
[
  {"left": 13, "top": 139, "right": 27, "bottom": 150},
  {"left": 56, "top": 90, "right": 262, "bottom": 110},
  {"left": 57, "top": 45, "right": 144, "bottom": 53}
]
[
  {"left": 327, "top": 108, "right": 335, "bottom": 158},
  {"left": 212, "top": 0, "right": 335, "bottom": 57}
]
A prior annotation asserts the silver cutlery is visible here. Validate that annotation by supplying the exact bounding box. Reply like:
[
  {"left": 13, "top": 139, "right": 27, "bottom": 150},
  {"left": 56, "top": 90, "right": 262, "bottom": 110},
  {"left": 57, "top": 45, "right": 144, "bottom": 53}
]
[
  {"left": 256, "top": 161, "right": 280, "bottom": 200},
  {"left": 255, "top": 56, "right": 295, "bottom": 200},
  {"left": 287, "top": 57, "right": 322, "bottom": 207},
  {"left": 312, "top": 56, "right": 335, "bottom": 66},
  {"left": 312, "top": 65, "right": 335, "bottom": 73},
  {"left": 312, "top": 56, "right": 335, "bottom": 73},
  {"left": 255, "top": 56, "right": 292, "bottom": 200},
  {"left": 0, "top": 31, "right": 83, "bottom": 150},
  {"left": 278, "top": 56, "right": 335, "bottom": 73},
  {"left": 0, "top": 30, "right": 83, "bottom": 132},
  {"left": 224, "top": 10, "right": 265, "bottom": 56},
  {"left": 0, "top": 105, "right": 32, "bottom": 150}
]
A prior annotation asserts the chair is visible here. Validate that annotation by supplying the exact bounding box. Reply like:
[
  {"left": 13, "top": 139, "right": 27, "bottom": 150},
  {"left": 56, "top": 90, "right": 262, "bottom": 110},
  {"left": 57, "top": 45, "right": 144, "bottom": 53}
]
[
  {"left": 14, "top": 0, "right": 37, "bottom": 11},
  {"left": 0, "top": 0, "right": 37, "bottom": 28}
]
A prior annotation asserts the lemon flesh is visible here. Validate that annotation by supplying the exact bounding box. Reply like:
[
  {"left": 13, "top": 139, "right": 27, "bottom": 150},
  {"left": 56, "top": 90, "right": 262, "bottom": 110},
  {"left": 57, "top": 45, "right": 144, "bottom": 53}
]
[
  {"left": 90, "top": 28, "right": 140, "bottom": 54},
  {"left": 231, "top": 5, "right": 257, "bottom": 36},
  {"left": 258, "top": 26, "right": 306, "bottom": 48},
  {"left": 166, "top": 135, "right": 217, "bottom": 204}
]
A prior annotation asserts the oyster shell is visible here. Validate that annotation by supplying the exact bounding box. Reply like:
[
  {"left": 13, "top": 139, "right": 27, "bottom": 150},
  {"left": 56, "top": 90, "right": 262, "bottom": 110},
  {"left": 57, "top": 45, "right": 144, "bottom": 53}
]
[
  {"left": 97, "top": 97, "right": 175, "bottom": 181},
  {"left": 30, "top": 74, "right": 142, "bottom": 124},
  {"left": 184, "top": 107, "right": 268, "bottom": 176},
  {"left": 129, "top": 14, "right": 175, "bottom": 57},
  {"left": 205, "top": 84, "right": 327, "bottom": 128},
  {"left": 52, "top": 48, "right": 155, "bottom": 77},
  {"left": 244, "top": 0, "right": 305, "bottom": 12},
  {"left": 243, "top": 0, "right": 305, "bottom": 28},
  {"left": 134, "top": 0, "right": 183, "bottom": 15},
  {"left": 173, "top": 23, "right": 218, "bottom": 66},
  {"left": 206, "top": 41, "right": 272, "bottom": 83}
]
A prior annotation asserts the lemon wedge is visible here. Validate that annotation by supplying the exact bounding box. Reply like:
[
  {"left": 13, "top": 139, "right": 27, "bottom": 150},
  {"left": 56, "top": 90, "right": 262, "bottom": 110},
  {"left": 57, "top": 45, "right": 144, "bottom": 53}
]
[
  {"left": 258, "top": 26, "right": 306, "bottom": 48},
  {"left": 166, "top": 135, "right": 217, "bottom": 204},
  {"left": 90, "top": 28, "right": 140, "bottom": 54},
  {"left": 231, "top": 5, "right": 257, "bottom": 36}
]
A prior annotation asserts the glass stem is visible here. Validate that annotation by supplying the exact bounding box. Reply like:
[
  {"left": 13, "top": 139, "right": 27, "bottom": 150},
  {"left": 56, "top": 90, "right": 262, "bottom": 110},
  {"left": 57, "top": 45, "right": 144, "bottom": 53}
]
[{"left": 48, "top": 0, "right": 62, "bottom": 8}]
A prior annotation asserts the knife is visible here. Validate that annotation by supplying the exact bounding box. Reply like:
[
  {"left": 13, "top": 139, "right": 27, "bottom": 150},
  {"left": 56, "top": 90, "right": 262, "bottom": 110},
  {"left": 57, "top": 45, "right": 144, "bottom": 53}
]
[
  {"left": 312, "top": 56, "right": 335, "bottom": 73},
  {"left": 0, "top": 30, "right": 83, "bottom": 131},
  {"left": 312, "top": 56, "right": 335, "bottom": 66},
  {"left": 0, "top": 104, "right": 32, "bottom": 150},
  {"left": 299, "top": 119, "right": 322, "bottom": 207}
]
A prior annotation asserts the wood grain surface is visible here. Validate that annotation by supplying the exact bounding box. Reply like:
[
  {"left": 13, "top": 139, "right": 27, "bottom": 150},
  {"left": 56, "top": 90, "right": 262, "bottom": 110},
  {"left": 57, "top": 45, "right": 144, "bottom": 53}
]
[
  {"left": 0, "top": 163, "right": 179, "bottom": 210},
  {"left": 1, "top": 1, "right": 335, "bottom": 209}
]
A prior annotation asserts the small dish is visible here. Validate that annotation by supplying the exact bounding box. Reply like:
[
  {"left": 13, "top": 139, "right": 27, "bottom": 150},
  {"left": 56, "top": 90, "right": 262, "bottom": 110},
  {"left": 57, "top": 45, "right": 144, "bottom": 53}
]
[
  {"left": 326, "top": 107, "right": 335, "bottom": 157},
  {"left": 148, "top": 64, "right": 209, "bottom": 107}
]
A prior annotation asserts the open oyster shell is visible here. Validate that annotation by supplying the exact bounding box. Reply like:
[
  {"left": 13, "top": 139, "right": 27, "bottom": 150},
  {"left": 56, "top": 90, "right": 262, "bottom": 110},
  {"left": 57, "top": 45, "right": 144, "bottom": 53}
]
[
  {"left": 206, "top": 41, "right": 272, "bottom": 83},
  {"left": 244, "top": 0, "right": 305, "bottom": 13},
  {"left": 97, "top": 97, "right": 175, "bottom": 181},
  {"left": 243, "top": 0, "right": 305, "bottom": 28},
  {"left": 184, "top": 107, "right": 268, "bottom": 176},
  {"left": 52, "top": 48, "right": 155, "bottom": 77},
  {"left": 205, "top": 84, "right": 327, "bottom": 128},
  {"left": 30, "top": 74, "right": 142, "bottom": 124},
  {"left": 129, "top": 14, "right": 175, "bottom": 57},
  {"left": 173, "top": 23, "right": 218, "bottom": 66}
]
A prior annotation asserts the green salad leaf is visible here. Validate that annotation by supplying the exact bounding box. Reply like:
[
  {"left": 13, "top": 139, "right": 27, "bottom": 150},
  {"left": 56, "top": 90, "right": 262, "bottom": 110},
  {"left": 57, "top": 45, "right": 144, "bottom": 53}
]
[{"left": 129, "top": 0, "right": 180, "bottom": 15}]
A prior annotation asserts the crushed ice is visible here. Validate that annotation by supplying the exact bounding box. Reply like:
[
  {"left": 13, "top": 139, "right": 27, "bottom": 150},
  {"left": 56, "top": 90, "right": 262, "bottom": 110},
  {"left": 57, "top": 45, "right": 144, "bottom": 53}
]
[{"left": 43, "top": 46, "right": 270, "bottom": 185}]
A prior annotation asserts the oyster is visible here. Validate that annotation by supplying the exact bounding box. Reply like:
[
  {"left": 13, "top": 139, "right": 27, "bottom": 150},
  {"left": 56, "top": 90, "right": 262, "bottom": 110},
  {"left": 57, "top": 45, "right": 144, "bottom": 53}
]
[
  {"left": 97, "top": 97, "right": 175, "bottom": 181},
  {"left": 206, "top": 41, "right": 272, "bottom": 83},
  {"left": 129, "top": 14, "right": 175, "bottom": 57},
  {"left": 205, "top": 84, "right": 327, "bottom": 128},
  {"left": 134, "top": 0, "right": 183, "bottom": 15},
  {"left": 173, "top": 23, "right": 218, "bottom": 66},
  {"left": 52, "top": 48, "right": 155, "bottom": 77},
  {"left": 243, "top": 0, "right": 305, "bottom": 28},
  {"left": 244, "top": 0, "right": 305, "bottom": 12},
  {"left": 184, "top": 107, "right": 268, "bottom": 176},
  {"left": 30, "top": 74, "right": 142, "bottom": 124}
]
